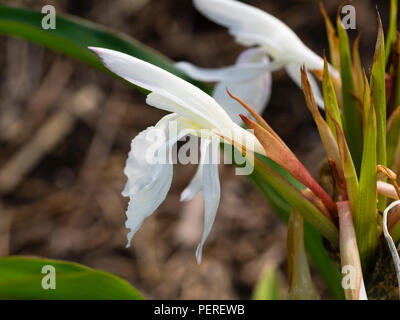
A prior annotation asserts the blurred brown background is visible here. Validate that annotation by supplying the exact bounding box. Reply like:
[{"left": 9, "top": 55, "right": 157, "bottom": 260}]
[{"left": 0, "top": 0, "right": 392, "bottom": 299}]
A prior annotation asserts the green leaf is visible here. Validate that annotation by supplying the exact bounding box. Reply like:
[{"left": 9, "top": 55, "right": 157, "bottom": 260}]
[
  {"left": 388, "top": 35, "right": 400, "bottom": 115},
  {"left": 355, "top": 77, "right": 379, "bottom": 272},
  {"left": 390, "top": 220, "right": 400, "bottom": 244},
  {"left": 386, "top": 0, "right": 398, "bottom": 64},
  {"left": 254, "top": 159, "right": 339, "bottom": 247},
  {"left": 302, "top": 66, "right": 342, "bottom": 177},
  {"left": 287, "top": 210, "right": 320, "bottom": 300},
  {"left": 252, "top": 265, "right": 281, "bottom": 300},
  {"left": 320, "top": 3, "right": 340, "bottom": 69},
  {"left": 352, "top": 36, "right": 364, "bottom": 99},
  {"left": 323, "top": 57, "right": 342, "bottom": 140},
  {"left": 0, "top": 256, "right": 144, "bottom": 299},
  {"left": 332, "top": 117, "right": 359, "bottom": 219},
  {"left": 337, "top": 17, "right": 363, "bottom": 174},
  {"left": 0, "top": 4, "right": 210, "bottom": 95},
  {"left": 371, "top": 16, "right": 387, "bottom": 211},
  {"left": 387, "top": 107, "right": 400, "bottom": 170},
  {"left": 249, "top": 168, "right": 344, "bottom": 300}
]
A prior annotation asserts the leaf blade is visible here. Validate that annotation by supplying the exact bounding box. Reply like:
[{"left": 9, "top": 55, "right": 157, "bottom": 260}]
[
  {"left": 337, "top": 17, "right": 363, "bottom": 173},
  {"left": 0, "top": 256, "right": 144, "bottom": 300}
]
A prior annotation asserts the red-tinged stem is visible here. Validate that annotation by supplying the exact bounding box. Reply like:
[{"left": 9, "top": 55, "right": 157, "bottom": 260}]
[{"left": 240, "top": 114, "right": 337, "bottom": 220}]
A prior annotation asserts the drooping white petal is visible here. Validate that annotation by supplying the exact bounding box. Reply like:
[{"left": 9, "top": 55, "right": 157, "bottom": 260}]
[
  {"left": 194, "top": 0, "right": 298, "bottom": 56},
  {"left": 89, "top": 47, "right": 233, "bottom": 130},
  {"left": 123, "top": 114, "right": 190, "bottom": 247},
  {"left": 180, "top": 163, "right": 203, "bottom": 202},
  {"left": 195, "top": 140, "right": 221, "bottom": 264},
  {"left": 175, "top": 61, "right": 272, "bottom": 83},
  {"left": 285, "top": 63, "right": 324, "bottom": 109},
  {"left": 90, "top": 46, "right": 266, "bottom": 156},
  {"left": 193, "top": 0, "right": 338, "bottom": 77}
]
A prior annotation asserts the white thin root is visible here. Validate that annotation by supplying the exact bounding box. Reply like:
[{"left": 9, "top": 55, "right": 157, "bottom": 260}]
[{"left": 383, "top": 200, "right": 400, "bottom": 300}]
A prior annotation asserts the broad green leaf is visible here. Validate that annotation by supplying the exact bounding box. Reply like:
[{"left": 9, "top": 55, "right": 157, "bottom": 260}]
[
  {"left": 370, "top": 16, "right": 387, "bottom": 211},
  {"left": 0, "top": 256, "right": 143, "bottom": 300},
  {"left": 252, "top": 265, "right": 281, "bottom": 300},
  {"left": 287, "top": 210, "right": 320, "bottom": 300},
  {"left": 355, "top": 77, "right": 379, "bottom": 272},
  {"left": 0, "top": 5, "right": 210, "bottom": 94},
  {"left": 337, "top": 17, "right": 363, "bottom": 173},
  {"left": 386, "top": 0, "right": 398, "bottom": 63},
  {"left": 0, "top": 4, "right": 344, "bottom": 299},
  {"left": 387, "top": 107, "right": 400, "bottom": 171}
]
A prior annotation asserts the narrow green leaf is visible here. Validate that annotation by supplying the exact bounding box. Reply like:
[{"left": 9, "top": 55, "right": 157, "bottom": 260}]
[
  {"left": 252, "top": 265, "right": 281, "bottom": 300},
  {"left": 320, "top": 3, "right": 340, "bottom": 69},
  {"left": 249, "top": 169, "right": 344, "bottom": 300},
  {"left": 254, "top": 158, "right": 339, "bottom": 247},
  {"left": 302, "top": 66, "right": 342, "bottom": 177},
  {"left": 0, "top": 256, "right": 144, "bottom": 299},
  {"left": 323, "top": 56, "right": 342, "bottom": 140},
  {"left": 388, "top": 107, "right": 400, "bottom": 171},
  {"left": 287, "top": 210, "right": 321, "bottom": 300},
  {"left": 390, "top": 220, "right": 400, "bottom": 244},
  {"left": 337, "top": 17, "right": 363, "bottom": 173},
  {"left": 332, "top": 117, "right": 359, "bottom": 219},
  {"left": 386, "top": 0, "right": 398, "bottom": 63},
  {"left": 243, "top": 114, "right": 337, "bottom": 217},
  {"left": 388, "top": 35, "right": 400, "bottom": 115},
  {"left": 371, "top": 16, "right": 387, "bottom": 211},
  {"left": 355, "top": 77, "right": 379, "bottom": 272},
  {"left": 352, "top": 35, "right": 364, "bottom": 99}
]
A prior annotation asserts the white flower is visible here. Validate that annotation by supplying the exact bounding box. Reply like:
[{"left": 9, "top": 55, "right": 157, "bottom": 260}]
[
  {"left": 176, "top": 48, "right": 272, "bottom": 122},
  {"left": 179, "top": 0, "right": 340, "bottom": 109},
  {"left": 89, "top": 47, "right": 265, "bottom": 263}
]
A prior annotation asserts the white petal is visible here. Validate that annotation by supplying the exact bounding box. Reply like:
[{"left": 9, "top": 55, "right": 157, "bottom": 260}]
[
  {"left": 193, "top": 0, "right": 338, "bottom": 75},
  {"left": 123, "top": 114, "right": 188, "bottom": 247},
  {"left": 195, "top": 140, "right": 221, "bottom": 264},
  {"left": 175, "top": 61, "right": 271, "bottom": 83},
  {"left": 89, "top": 47, "right": 233, "bottom": 130},
  {"left": 213, "top": 76, "right": 271, "bottom": 123},
  {"left": 194, "top": 0, "right": 295, "bottom": 56},
  {"left": 194, "top": 0, "right": 302, "bottom": 56},
  {"left": 285, "top": 63, "right": 324, "bottom": 109},
  {"left": 177, "top": 48, "right": 272, "bottom": 124},
  {"left": 218, "top": 49, "right": 271, "bottom": 122},
  {"left": 90, "top": 47, "right": 266, "bottom": 156},
  {"left": 180, "top": 164, "right": 203, "bottom": 202},
  {"left": 236, "top": 47, "right": 268, "bottom": 63}
]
